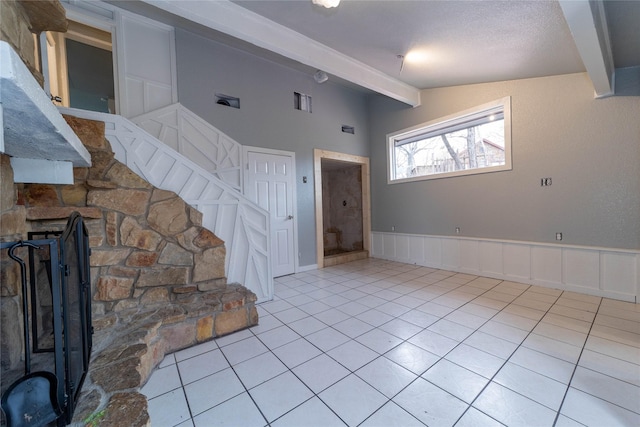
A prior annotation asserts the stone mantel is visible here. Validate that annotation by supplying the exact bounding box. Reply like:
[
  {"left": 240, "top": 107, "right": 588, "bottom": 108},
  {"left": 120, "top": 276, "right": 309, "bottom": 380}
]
[{"left": 0, "top": 41, "right": 91, "bottom": 183}]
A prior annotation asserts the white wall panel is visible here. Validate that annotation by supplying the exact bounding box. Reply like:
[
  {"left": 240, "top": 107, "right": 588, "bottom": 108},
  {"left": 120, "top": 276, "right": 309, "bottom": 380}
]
[
  {"left": 532, "top": 246, "right": 562, "bottom": 285},
  {"left": 441, "top": 239, "right": 460, "bottom": 270},
  {"left": 564, "top": 249, "right": 599, "bottom": 290},
  {"left": 503, "top": 244, "right": 531, "bottom": 281},
  {"left": 383, "top": 234, "right": 397, "bottom": 259},
  {"left": 117, "top": 12, "right": 177, "bottom": 118},
  {"left": 396, "top": 235, "right": 410, "bottom": 261},
  {"left": 479, "top": 241, "right": 503, "bottom": 276},
  {"left": 132, "top": 104, "right": 243, "bottom": 191},
  {"left": 408, "top": 236, "right": 425, "bottom": 265},
  {"left": 460, "top": 240, "right": 480, "bottom": 272},
  {"left": 424, "top": 237, "right": 442, "bottom": 267},
  {"left": 601, "top": 252, "right": 637, "bottom": 296},
  {"left": 371, "top": 233, "right": 384, "bottom": 257}
]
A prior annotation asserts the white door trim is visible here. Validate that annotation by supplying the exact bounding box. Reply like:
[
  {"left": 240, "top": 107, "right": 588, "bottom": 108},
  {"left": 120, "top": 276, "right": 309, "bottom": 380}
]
[
  {"left": 61, "top": 1, "right": 119, "bottom": 113},
  {"left": 314, "top": 149, "right": 371, "bottom": 268},
  {"left": 243, "top": 146, "right": 299, "bottom": 275}
]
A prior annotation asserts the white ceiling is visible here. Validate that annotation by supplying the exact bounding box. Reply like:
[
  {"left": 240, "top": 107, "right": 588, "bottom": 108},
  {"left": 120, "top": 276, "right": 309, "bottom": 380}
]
[{"left": 126, "top": 0, "right": 639, "bottom": 105}]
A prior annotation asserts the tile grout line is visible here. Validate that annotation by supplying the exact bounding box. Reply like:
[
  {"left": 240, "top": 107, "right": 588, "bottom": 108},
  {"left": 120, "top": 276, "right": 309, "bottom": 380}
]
[
  {"left": 450, "top": 282, "right": 566, "bottom": 426},
  {"left": 551, "top": 294, "right": 603, "bottom": 427}
]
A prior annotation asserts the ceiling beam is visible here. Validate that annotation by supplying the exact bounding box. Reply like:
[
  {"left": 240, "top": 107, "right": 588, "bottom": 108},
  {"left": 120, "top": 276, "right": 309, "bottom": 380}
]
[
  {"left": 142, "top": 0, "right": 421, "bottom": 107},
  {"left": 559, "top": 0, "right": 615, "bottom": 98}
]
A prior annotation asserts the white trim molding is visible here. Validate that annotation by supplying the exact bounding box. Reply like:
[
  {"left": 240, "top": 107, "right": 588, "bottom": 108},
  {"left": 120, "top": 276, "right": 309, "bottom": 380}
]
[{"left": 372, "top": 231, "right": 639, "bottom": 302}]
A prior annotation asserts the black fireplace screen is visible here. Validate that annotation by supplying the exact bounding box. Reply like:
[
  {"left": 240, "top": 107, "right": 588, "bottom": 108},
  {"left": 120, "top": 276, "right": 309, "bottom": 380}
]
[{"left": 1, "top": 212, "right": 92, "bottom": 426}]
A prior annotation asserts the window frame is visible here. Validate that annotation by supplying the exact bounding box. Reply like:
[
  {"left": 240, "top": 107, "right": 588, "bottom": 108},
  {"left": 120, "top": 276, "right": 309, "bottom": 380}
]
[{"left": 387, "top": 96, "right": 512, "bottom": 184}]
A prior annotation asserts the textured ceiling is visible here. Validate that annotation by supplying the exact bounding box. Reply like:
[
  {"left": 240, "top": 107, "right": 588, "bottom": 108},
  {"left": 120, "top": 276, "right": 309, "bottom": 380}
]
[
  {"left": 114, "top": 0, "right": 639, "bottom": 97},
  {"left": 233, "top": 0, "right": 588, "bottom": 89}
]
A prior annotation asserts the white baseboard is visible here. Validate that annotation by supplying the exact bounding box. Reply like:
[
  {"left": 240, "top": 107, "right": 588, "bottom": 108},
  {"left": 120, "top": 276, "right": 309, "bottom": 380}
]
[
  {"left": 297, "top": 263, "right": 319, "bottom": 273},
  {"left": 371, "top": 232, "right": 639, "bottom": 303}
]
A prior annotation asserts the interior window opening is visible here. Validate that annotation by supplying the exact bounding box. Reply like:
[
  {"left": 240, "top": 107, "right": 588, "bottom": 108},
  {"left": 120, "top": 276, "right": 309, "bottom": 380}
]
[
  {"left": 39, "top": 20, "right": 115, "bottom": 114},
  {"left": 388, "top": 97, "right": 511, "bottom": 183}
]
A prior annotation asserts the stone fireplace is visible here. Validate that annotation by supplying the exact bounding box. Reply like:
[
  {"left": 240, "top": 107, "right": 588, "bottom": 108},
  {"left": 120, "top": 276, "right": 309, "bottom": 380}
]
[
  {"left": 1, "top": 2, "right": 258, "bottom": 424},
  {"left": 1, "top": 116, "right": 259, "bottom": 425}
]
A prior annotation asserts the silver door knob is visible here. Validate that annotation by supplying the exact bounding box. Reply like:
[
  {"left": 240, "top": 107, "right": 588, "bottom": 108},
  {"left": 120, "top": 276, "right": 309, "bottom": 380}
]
[{"left": 287, "top": 215, "right": 294, "bottom": 220}]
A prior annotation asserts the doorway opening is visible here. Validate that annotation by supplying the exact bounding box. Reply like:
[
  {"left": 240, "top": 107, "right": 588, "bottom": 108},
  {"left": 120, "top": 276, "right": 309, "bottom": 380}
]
[
  {"left": 39, "top": 20, "right": 115, "bottom": 113},
  {"left": 314, "top": 149, "right": 371, "bottom": 268}
]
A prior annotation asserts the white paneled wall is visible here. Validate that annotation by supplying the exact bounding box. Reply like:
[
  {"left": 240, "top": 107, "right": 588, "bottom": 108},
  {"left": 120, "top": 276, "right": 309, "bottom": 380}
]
[
  {"left": 372, "top": 232, "right": 639, "bottom": 302},
  {"left": 131, "top": 103, "right": 243, "bottom": 192},
  {"left": 115, "top": 12, "right": 178, "bottom": 118}
]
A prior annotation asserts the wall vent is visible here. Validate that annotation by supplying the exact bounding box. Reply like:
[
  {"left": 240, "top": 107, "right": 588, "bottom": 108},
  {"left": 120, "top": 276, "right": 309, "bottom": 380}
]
[
  {"left": 215, "top": 93, "right": 240, "bottom": 109},
  {"left": 341, "top": 125, "right": 355, "bottom": 134},
  {"left": 294, "top": 92, "right": 312, "bottom": 113}
]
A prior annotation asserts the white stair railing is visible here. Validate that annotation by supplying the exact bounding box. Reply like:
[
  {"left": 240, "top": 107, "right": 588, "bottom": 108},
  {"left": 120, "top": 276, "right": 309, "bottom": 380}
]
[
  {"left": 59, "top": 107, "right": 273, "bottom": 302},
  {"left": 130, "top": 103, "right": 243, "bottom": 192}
]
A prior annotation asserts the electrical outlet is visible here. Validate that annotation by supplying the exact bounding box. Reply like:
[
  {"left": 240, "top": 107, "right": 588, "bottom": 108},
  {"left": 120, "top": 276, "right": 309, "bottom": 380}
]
[
  {"left": 556, "top": 232, "right": 563, "bottom": 241},
  {"left": 391, "top": 226, "right": 395, "bottom": 231},
  {"left": 455, "top": 227, "right": 461, "bottom": 234},
  {"left": 541, "top": 177, "right": 552, "bottom": 186}
]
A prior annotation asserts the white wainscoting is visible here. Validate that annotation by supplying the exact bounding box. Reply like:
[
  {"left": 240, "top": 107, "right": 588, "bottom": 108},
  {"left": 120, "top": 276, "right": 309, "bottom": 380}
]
[{"left": 371, "top": 232, "right": 639, "bottom": 302}]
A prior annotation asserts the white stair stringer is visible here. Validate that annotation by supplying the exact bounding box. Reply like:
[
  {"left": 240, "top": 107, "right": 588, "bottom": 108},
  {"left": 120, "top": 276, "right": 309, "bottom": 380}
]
[
  {"left": 130, "top": 103, "right": 242, "bottom": 192},
  {"left": 58, "top": 107, "right": 273, "bottom": 302}
]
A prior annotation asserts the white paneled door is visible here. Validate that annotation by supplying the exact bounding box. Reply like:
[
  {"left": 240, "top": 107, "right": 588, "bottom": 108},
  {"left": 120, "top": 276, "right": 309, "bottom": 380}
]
[{"left": 246, "top": 151, "right": 296, "bottom": 277}]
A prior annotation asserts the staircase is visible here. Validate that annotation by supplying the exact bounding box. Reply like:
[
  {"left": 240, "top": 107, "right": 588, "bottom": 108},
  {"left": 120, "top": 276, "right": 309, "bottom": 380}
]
[
  {"left": 131, "top": 103, "right": 243, "bottom": 192},
  {"left": 58, "top": 106, "right": 273, "bottom": 302}
]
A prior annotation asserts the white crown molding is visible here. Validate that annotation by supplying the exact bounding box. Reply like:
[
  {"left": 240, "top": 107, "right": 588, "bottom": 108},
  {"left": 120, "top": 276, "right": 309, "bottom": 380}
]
[{"left": 142, "top": 0, "right": 421, "bottom": 107}]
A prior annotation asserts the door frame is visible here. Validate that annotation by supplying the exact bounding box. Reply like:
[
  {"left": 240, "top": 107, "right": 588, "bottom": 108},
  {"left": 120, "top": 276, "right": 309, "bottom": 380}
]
[
  {"left": 314, "top": 149, "right": 371, "bottom": 268},
  {"left": 243, "top": 146, "right": 299, "bottom": 276}
]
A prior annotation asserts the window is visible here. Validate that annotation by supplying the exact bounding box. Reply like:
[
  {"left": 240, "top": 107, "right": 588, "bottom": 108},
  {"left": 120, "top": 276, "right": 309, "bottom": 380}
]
[{"left": 388, "top": 97, "right": 511, "bottom": 183}]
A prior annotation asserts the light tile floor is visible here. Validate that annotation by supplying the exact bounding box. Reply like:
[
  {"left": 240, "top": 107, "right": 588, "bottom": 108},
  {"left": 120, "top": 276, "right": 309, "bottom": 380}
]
[{"left": 142, "top": 258, "right": 640, "bottom": 426}]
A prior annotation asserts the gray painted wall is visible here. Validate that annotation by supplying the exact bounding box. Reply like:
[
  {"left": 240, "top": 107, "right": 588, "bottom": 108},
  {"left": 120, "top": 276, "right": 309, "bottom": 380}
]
[
  {"left": 369, "top": 73, "right": 640, "bottom": 250},
  {"left": 175, "top": 29, "right": 371, "bottom": 267}
]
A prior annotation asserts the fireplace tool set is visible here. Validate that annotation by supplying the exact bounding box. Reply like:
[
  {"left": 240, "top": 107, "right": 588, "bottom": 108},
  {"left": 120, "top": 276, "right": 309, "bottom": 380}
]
[{"left": 1, "top": 213, "right": 92, "bottom": 427}]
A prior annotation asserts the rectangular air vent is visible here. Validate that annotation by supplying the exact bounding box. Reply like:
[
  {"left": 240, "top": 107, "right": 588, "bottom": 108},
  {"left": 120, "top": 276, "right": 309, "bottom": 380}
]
[
  {"left": 215, "top": 93, "right": 240, "bottom": 109},
  {"left": 294, "top": 92, "right": 312, "bottom": 113},
  {"left": 341, "top": 125, "right": 355, "bottom": 134}
]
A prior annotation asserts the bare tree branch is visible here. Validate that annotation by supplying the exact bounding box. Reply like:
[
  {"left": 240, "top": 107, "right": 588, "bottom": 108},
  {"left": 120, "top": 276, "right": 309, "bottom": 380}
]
[{"left": 440, "top": 135, "right": 463, "bottom": 170}]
